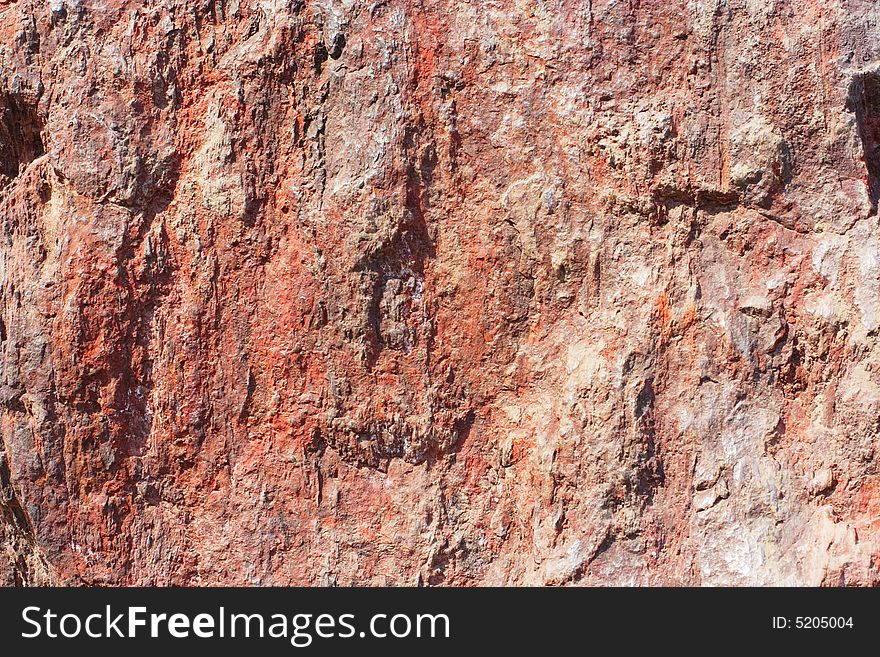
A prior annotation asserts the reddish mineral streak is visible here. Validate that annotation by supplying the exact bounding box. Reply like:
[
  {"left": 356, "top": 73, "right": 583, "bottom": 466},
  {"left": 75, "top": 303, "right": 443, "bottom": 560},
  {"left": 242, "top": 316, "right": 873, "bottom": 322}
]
[{"left": 1, "top": 0, "right": 880, "bottom": 585}]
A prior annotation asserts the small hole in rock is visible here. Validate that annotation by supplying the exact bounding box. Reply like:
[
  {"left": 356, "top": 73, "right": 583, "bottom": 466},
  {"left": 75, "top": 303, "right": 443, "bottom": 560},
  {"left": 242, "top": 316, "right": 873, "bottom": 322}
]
[{"left": 329, "top": 33, "right": 346, "bottom": 59}]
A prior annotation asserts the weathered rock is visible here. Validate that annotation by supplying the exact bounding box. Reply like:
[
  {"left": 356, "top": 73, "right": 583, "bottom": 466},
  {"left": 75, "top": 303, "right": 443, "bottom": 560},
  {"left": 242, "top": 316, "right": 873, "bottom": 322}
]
[{"left": 1, "top": 0, "right": 879, "bottom": 586}]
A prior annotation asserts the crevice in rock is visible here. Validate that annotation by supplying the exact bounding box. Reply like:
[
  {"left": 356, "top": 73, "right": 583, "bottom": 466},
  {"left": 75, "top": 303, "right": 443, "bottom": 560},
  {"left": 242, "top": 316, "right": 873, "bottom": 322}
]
[
  {"left": 0, "top": 93, "right": 45, "bottom": 187},
  {"left": 849, "top": 71, "right": 880, "bottom": 211},
  {"left": 0, "top": 450, "right": 48, "bottom": 586},
  {"left": 313, "top": 41, "right": 328, "bottom": 74}
]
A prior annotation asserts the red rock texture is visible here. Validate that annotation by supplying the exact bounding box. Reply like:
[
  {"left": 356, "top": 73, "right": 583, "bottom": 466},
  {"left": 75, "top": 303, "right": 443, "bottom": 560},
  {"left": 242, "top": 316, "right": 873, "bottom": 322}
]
[{"left": 2, "top": 0, "right": 880, "bottom": 585}]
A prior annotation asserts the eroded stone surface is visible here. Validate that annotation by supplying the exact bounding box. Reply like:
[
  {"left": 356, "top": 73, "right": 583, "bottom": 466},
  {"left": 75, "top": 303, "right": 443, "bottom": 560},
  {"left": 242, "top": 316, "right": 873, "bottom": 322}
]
[{"left": 1, "top": 0, "right": 880, "bottom": 585}]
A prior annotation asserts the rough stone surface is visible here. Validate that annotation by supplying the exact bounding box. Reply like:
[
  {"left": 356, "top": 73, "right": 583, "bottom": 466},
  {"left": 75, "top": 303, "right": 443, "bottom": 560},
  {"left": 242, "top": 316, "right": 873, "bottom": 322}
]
[{"left": 1, "top": 0, "right": 880, "bottom": 586}]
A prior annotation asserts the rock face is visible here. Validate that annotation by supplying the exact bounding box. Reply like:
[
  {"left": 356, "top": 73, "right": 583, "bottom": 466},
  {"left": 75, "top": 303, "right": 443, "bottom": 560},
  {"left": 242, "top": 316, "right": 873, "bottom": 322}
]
[{"left": 1, "top": 0, "right": 880, "bottom": 586}]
